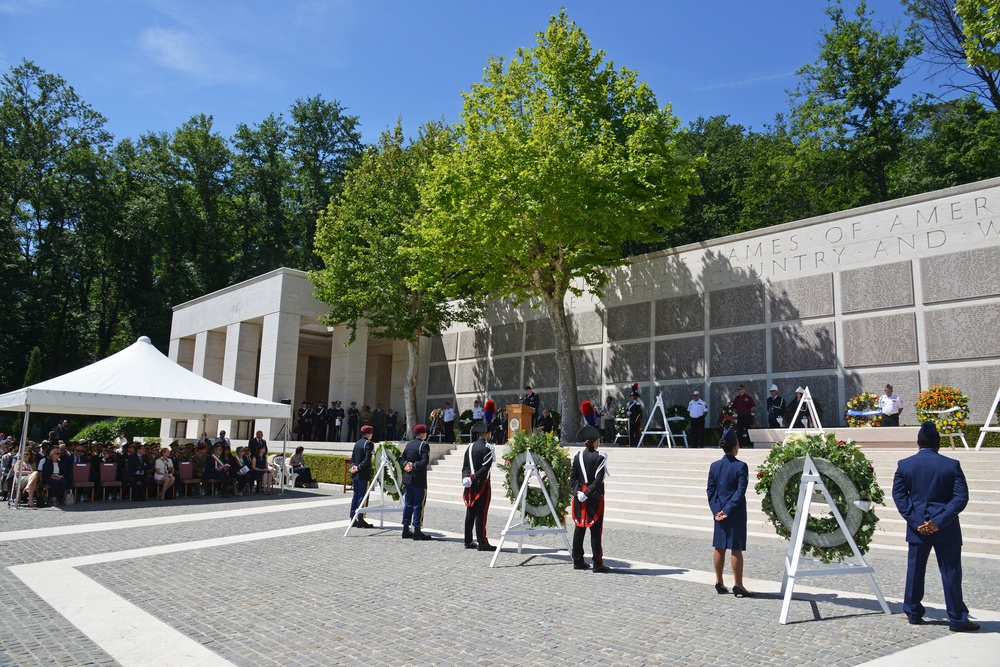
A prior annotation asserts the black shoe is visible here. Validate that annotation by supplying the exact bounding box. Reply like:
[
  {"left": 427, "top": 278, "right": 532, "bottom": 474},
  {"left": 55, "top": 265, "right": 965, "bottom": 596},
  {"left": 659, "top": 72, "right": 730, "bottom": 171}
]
[
  {"left": 465, "top": 542, "right": 478, "bottom": 549},
  {"left": 573, "top": 561, "right": 591, "bottom": 570},
  {"left": 908, "top": 617, "right": 926, "bottom": 625},
  {"left": 715, "top": 583, "right": 729, "bottom": 595},
  {"left": 950, "top": 620, "right": 980, "bottom": 632},
  {"left": 732, "top": 586, "right": 755, "bottom": 598},
  {"left": 355, "top": 519, "right": 374, "bottom": 529},
  {"left": 593, "top": 565, "right": 611, "bottom": 573},
  {"left": 412, "top": 529, "right": 432, "bottom": 541},
  {"left": 477, "top": 544, "right": 497, "bottom": 552},
  {"left": 401, "top": 527, "right": 413, "bottom": 539}
]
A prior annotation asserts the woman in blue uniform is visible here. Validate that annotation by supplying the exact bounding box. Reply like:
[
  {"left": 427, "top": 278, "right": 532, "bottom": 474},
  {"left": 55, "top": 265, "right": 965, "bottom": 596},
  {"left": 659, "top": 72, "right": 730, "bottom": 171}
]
[{"left": 706, "top": 429, "right": 753, "bottom": 597}]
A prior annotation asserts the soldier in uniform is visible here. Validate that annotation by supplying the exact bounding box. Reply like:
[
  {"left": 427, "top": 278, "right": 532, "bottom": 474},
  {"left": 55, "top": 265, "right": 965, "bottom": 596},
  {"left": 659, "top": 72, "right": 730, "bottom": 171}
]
[
  {"left": 312, "top": 400, "right": 327, "bottom": 441},
  {"left": 766, "top": 384, "right": 786, "bottom": 429},
  {"left": 330, "top": 400, "right": 345, "bottom": 442},
  {"left": 347, "top": 402, "right": 360, "bottom": 442},
  {"left": 462, "top": 421, "right": 496, "bottom": 551},
  {"left": 401, "top": 424, "right": 432, "bottom": 540},
  {"left": 570, "top": 425, "right": 610, "bottom": 572},
  {"left": 626, "top": 389, "right": 643, "bottom": 447},
  {"left": 350, "top": 425, "right": 375, "bottom": 528},
  {"left": 521, "top": 385, "right": 540, "bottom": 429},
  {"left": 296, "top": 401, "right": 310, "bottom": 441}
]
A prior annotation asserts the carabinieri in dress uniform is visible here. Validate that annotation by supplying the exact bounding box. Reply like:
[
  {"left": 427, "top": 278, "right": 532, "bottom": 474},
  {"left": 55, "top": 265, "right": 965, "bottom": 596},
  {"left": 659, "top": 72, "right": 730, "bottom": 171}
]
[
  {"left": 570, "top": 425, "right": 610, "bottom": 572},
  {"left": 349, "top": 424, "right": 375, "bottom": 529},
  {"left": 401, "top": 424, "right": 432, "bottom": 540},
  {"left": 462, "top": 421, "right": 496, "bottom": 551}
]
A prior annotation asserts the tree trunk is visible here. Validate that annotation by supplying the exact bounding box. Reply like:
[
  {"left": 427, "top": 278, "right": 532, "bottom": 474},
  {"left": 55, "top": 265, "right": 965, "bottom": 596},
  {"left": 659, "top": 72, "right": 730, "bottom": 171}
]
[
  {"left": 542, "top": 291, "right": 579, "bottom": 441},
  {"left": 404, "top": 338, "right": 419, "bottom": 441}
]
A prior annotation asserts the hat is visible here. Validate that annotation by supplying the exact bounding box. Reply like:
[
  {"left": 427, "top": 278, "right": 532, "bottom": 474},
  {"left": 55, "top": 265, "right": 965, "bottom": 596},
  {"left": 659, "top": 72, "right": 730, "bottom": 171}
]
[
  {"left": 795, "top": 386, "right": 804, "bottom": 394},
  {"left": 918, "top": 422, "right": 940, "bottom": 449},
  {"left": 471, "top": 422, "right": 489, "bottom": 434},
  {"left": 692, "top": 390, "right": 700, "bottom": 395},
  {"left": 524, "top": 385, "right": 532, "bottom": 390},
  {"left": 721, "top": 429, "right": 737, "bottom": 447},
  {"left": 576, "top": 425, "right": 601, "bottom": 442},
  {"left": 413, "top": 424, "right": 428, "bottom": 435},
  {"left": 770, "top": 384, "right": 778, "bottom": 392},
  {"left": 360, "top": 425, "right": 373, "bottom": 435},
  {"left": 631, "top": 390, "right": 640, "bottom": 397},
  {"left": 351, "top": 401, "right": 357, "bottom": 405}
]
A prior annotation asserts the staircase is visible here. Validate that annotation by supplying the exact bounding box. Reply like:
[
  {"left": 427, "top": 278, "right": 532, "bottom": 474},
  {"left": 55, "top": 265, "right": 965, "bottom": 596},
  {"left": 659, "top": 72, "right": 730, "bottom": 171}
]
[{"left": 426, "top": 444, "right": 1000, "bottom": 558}]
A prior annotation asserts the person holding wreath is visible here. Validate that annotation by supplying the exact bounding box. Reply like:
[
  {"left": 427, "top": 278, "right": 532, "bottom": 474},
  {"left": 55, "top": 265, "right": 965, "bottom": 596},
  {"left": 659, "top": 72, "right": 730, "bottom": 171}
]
[
  {"left": 570, "top": 425, "right": 610, "bottom": 572},
  {"left": 707, "top": 429, "right": 753, "bottom": 597}
]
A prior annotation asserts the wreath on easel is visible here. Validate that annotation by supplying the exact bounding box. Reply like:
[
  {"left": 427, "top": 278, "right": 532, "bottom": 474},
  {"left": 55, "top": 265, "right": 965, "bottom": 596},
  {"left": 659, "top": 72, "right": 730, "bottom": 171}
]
[
  {"left": 915, "top": 385, "right": 969, "bottom": 435},
  {"left": 372, "top": 442, "right": 404, "bottom": 501},
  {"left": 497, "top": 430, "right": 571, "bottom": 528}
]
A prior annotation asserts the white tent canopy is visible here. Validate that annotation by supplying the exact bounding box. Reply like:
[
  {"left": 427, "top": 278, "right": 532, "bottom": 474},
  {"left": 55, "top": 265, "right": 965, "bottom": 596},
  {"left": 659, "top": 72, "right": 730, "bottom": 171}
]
[{"left": 0, "top": 336, "right": 290, "bottom": 421}]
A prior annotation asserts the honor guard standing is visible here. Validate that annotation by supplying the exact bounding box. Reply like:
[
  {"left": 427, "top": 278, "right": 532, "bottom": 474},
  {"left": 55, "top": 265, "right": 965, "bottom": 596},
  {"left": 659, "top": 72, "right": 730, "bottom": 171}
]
[
  {"left": 297, "top": 401, "right": 310, "bottom": 441},
  {"left": 571, "top": 425, "right": 610, "bottom": 572},
  {"left": 347, "top": 402, "right": 360, "bottom": 441},
  {"left": 766, "top": 385, "right": 786, "bottom": 429},
  {"left": 626, "top": 388, "right": 643, "bottom": 447},
  {"left": 732, "top": 385, "right": 755, "bottom": 448},
  {"left": 688, "top": 390, "right": 708, "bottom": 448},
  {"left": 350, "top": 425, "right": 375, "bottom": 528},
  {"left": 521, "top": 385, "right": 540, "bottom": 429},
  {"left": 401, "top": 424, "right": 432, "bottom": 540},
  {"left": 331, "top": 401, "right": 345, "bottom": 441},
  {"left": 462, "top": 422, "right": 496, "bottom": 551},
  {"left": 312, "top": 400, "right": 327, "bottom": 441},
  {"left": 880, "top": 384, "right": 904, "bottom": 427}
]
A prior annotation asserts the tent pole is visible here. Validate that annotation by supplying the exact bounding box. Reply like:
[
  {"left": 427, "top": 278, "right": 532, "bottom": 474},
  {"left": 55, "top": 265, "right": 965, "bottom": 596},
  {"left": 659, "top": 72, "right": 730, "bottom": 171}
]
[
  {"left": 12, "top": 405, "right": 31, "bottom": 509},
  {"left": 280, "top": 418, "right": 288, "bottom": 495}
]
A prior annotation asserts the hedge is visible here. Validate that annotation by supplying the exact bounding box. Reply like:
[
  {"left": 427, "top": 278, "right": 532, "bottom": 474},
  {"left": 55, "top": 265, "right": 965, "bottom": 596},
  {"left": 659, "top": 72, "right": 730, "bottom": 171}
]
[{"left": 302, "top": 453, "right": 351, "bottom": 485}]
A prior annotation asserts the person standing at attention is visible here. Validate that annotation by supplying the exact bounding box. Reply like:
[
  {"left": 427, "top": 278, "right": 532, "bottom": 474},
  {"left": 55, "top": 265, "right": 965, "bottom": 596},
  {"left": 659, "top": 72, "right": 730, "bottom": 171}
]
[
  {"left": 570, "top": 425, "right": 610, "bottom": 572},
  {"left": 687, "top": 390, "right": 707, "bottom": 448},
  {"left": 880, "top": 384, "right": 903, "bottom": 427},
  {"left": 401, "top": 424, "right": 432, "bottom": 540},
  {"left": 732, "top": 384, "right": 756, "bottom": 449},
  {"left": 766, "top": 384, "right": 786, "bottom": 429},
  {"left": 892, "top": 422, "right": 978, "bottom": 631},
  {"left": 707, "top": 429, "right": 752, "bottom": 597},
  {"left": 462, "top": 422, "right": 496, "bottom": 551}
]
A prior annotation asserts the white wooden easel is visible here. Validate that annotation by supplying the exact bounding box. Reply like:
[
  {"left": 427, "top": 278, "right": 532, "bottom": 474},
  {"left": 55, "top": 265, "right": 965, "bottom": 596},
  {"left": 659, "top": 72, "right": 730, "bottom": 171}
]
[
  {"left": 924, "top": 406, "right": 969, "bottom": 449},
  {"left": 785, "top": 386, "right": 824, "bottom": 435},
  {"left": 639, "top": 394, "right": 688, "bottom": 448},
  {"left": 975, "top": 386, "right": 1000, "bottom": 451},
  {"left": 343, "top": 445, "right": 404, "bottom": 537},
  {"left": 489, "top": 450, "right": 572, "bottom": 567},
  {"left": 778, "top": 454, "right": 890, "bottom": 624}
]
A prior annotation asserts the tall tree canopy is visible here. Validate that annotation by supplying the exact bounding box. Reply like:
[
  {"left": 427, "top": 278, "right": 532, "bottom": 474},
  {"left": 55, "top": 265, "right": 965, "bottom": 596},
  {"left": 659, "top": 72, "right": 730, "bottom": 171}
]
[
  {"left": 418, "top": 10, "right": 699, "bottom": 429},
  {"left": 312, "top": 120, "right": 475, "bottom": 437},
  {"left": 957, "top": 0, "right": 1000, "bottom": 71}
]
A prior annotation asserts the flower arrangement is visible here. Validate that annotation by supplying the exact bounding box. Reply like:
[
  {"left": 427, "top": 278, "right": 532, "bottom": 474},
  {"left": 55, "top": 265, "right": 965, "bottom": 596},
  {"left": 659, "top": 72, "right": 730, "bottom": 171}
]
[
  {"left": 915, "top": 385, "right": 969, "bottom": 435},
  {"left": 755, "top": 432, "right": 884, "bottom": 563},
  {"left": 844, "top": 392, "right": 881, "bottom": 427},
  {"left": 717, "top": 401, "right": 737, "bottom": 429},
  {"left": 498, "top": 429, "right": 571, "bottom": 528},
  {"left": 372, "top": 441, "right": 405, "bottom": 501}
]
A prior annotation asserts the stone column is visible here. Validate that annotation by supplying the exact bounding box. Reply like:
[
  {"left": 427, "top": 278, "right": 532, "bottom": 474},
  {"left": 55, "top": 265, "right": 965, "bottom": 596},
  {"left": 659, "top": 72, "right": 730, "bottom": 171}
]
[
  {"left": 218, "top": 321, "right": 261, "bottom": 438},
  {"left": 327, "top": 323, "right": 369, "bottom": 408},
  {"left": 187, "top": 330, "right": 226, "bottom": 439},
  {"left": 255, "top": 312, "right": 300, "bottom": 440},
  {"left": 162, "top": 337, "right": 196, "bottom": 441}
]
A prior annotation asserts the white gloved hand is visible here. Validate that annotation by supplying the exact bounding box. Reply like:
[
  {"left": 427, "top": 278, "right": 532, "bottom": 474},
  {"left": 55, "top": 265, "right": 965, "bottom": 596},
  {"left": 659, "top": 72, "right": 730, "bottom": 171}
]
[
  {"left": 576, "top": 491, "right": 587, "bottom": 502},
  {"left": 462, "top": 476, "right": 473, "bottom": 488}
]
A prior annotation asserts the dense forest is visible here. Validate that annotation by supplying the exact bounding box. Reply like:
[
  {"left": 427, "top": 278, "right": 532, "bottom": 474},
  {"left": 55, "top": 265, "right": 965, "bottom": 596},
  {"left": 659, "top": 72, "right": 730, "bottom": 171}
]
[{"left": 1, "top": 0, "right": 999, "bottom": 394}]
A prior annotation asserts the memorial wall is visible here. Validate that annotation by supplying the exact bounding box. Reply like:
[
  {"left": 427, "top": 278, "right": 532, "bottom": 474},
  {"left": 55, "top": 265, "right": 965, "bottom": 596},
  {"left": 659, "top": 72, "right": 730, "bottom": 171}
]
[{"left": 422, "top": 177, "right": 1000, "bottom": 427}]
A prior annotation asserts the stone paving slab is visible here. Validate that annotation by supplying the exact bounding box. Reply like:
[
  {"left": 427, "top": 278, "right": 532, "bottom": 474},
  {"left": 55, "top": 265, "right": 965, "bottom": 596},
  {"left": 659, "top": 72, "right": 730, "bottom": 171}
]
[{"left": 1, "top": 486, "right": 998, "bottom": 666}]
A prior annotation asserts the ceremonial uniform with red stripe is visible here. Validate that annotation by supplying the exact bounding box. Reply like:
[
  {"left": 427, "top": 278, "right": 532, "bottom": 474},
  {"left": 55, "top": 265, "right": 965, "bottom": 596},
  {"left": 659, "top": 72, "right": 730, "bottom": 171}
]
[
  {"left": 462, "top": 428, "right": 495, "bottom": 550},
  {"left": 570, "top": 426, "right": 609, "bottom": 571}
]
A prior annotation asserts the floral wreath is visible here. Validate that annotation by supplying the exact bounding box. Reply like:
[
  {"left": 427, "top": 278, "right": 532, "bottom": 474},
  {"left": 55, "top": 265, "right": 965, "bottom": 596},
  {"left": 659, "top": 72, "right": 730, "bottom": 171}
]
[
  {"left": 844, "top": 392, "right": 881, "bottom": 428},
  {"left": 717, "top": 401, "right": 737, "bottom": 429},
  {"left": 663, "top": 404, "right": 689, "bottom": 434},
  {"left": 498, "top": 430, "right": 571, "bottom": 528},
  {"left": 915, "top": 385, "right": 969, "bottom": 435},
  {"left": 372, "top": 441, "right": 405, "bottom": 501},
  {"left": 755, "top": 432, "right": 884, "bottom": 563}
]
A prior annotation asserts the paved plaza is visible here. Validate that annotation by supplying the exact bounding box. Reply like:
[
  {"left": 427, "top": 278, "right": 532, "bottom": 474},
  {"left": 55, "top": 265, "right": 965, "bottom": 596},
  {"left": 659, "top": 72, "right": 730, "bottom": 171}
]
[{"left": 2, "top": 484, "right": 999, "bottom": 667}]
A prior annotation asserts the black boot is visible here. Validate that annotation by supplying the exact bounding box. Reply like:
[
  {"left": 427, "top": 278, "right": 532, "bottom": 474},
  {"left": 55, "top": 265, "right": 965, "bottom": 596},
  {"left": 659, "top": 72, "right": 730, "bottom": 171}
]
[
  {"left": 477, "top": 543, "right": 497, "bottom": 552},
  {"left": 401, "top": 526, "right": 413, "bottom": 539},
  {"left": 573, "top": 560, "right": 591, "bottom": 570},
  {"left": 412, "top": 528, "right": 432, "bottom": 541}
]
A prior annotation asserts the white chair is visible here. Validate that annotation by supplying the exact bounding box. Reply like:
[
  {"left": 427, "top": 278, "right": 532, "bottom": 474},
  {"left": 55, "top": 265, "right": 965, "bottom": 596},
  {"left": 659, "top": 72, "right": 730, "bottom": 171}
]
[{"left": 270, "top": 456, "right": 298, "bottom": 489}]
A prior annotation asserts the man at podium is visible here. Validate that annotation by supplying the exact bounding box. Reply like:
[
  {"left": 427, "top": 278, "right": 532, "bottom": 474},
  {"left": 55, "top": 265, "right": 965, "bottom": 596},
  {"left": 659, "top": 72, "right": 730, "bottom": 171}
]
[{"left": 521, "top": 385, "right": 540, "bottom": 430}]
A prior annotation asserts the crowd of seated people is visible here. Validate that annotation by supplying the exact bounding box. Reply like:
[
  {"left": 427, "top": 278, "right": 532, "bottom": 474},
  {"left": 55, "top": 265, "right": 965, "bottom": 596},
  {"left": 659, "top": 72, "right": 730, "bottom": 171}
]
[{"left": 0, "top": 433, "right": 310, "bottom": 506}]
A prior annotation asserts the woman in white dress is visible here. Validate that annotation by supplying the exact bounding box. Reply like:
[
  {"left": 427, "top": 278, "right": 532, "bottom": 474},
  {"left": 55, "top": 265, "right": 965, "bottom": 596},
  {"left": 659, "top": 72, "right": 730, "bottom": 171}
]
[{"left": 153, "top": 447, "right": 175, "bottom": 500}]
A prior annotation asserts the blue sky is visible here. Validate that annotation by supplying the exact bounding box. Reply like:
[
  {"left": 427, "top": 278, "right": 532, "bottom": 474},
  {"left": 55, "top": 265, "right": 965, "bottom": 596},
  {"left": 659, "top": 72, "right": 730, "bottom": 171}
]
[{"left": 0, "top": 0, "right": 926, "bottom": 144}]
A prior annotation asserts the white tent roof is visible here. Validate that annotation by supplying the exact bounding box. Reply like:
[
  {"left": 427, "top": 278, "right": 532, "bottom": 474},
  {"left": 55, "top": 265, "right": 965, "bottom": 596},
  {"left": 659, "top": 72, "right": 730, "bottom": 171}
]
[{"left": 0, "top": 336, "right": 290, "bottom": 420}]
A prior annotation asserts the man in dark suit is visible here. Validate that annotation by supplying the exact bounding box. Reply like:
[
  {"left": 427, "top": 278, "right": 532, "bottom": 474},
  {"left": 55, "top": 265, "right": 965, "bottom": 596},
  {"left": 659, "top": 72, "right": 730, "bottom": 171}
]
[
  {"left": 521, "top": 386, "right": 540, "bottom": 429},
  {"left": 892, "top": 422, "right": 978, "bottom": 632},
  {"left": 350, "top": 425, "right": 375, "bottom": 529},
  {"left": 401, "top": 424, "right": 432, "bottom": 540},
  {"left": 247, "top": 430, "right": 267, "bottom": 458},
  {"left": 42, "top": 448, "right": 70, "bottom": 504}
]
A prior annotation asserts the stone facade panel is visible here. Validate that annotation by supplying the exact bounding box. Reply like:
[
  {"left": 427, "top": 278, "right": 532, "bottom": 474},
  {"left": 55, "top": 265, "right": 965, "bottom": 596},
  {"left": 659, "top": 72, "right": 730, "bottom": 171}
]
[
  {"left": 770, "top": 274, "right": 834, "bottom": 321},
  {"left": 709, "top": 285, "right": 764, "bottom": 329},
  {"left": 524, "top": 318, "right": 554, "bottom": 351},
  {"left": 455, "top": 361, "right": 488, "bottom": 394},
  {"left": 771, "top": 323, "right": 837, "bottom": 372},
  {"left": 573, "top": 348, "right": 604, "bottom": 386},
  {"left": 569, "top": 311, "right": 604, "bottom": 346},
  {"left": 654, "top": 337, "right": 705, "bottom": 379},
  {"left": 843, "top": 314, "right": 918, "bottom": 367},
  {"left": 709, "top": 330, "right": 765, "bottom": 377},
  {"left": 605, "top": 343, "right": 651, "bottom": 383},
  {"left": 927, "top": 364, "right": 1000, "bottom": 425},
  {"left": 925, "top": 304, "right": 1000, "bottom": 362},
  {"left": 844, "top": 370, "right": 920, "bottom": 421},
  {"left": 655, "top": 294, "right": 704, "bottom": 336},
  {"left": 523, "top": 353, "right": 558, "bottom": 389},
  {"left": 489, "top": 356, "right": 522, "bottom": 392},
  {"left": 458, "top": 328, "right": 488, "bottom": 359},
  {"left": 921, "top": 246, "right": 1000, "bottom": 303},
  {"left": 710, "top": 380, "right": 767, "bottom": 427},
  {"left": 430, "top": 333, "right": 456, "bottom": 363},
  {"left": 489, "top": 323, "right": 523, "bottom": 357},
  {"left": 607, "top": 303, "right": 651, "bottom": 342},
  {"left": 427, "top": 363, "right": 455, "bottom": 396},
  {"left": 841, "top": 261, "right": 913, "bottom": 313}
]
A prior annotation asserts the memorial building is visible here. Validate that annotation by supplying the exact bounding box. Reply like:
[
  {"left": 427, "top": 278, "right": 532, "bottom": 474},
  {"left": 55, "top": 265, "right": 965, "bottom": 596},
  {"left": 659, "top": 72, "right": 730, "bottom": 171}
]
[{"left": 162, "top": 178, "right": 1000, "bottom": 444}]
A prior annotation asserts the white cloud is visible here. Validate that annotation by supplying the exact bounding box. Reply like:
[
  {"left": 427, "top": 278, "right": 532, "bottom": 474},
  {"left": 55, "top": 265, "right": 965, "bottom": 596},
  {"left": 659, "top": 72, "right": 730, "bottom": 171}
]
[
  {"left": 0, "top": 0, "right": 49, "bottom": 15},
  {"left": 137, "top": 24, "right": 254, "bottom": 85},
  {"left": 692, "top": 71, "right": 794, "bottom": 93}
]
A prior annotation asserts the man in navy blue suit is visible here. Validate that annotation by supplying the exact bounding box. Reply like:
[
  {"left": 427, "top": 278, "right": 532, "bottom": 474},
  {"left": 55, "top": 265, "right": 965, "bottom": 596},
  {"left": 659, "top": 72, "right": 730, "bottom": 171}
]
[{"left": 892, "top": 422, "right": 978, "bottom": 632}]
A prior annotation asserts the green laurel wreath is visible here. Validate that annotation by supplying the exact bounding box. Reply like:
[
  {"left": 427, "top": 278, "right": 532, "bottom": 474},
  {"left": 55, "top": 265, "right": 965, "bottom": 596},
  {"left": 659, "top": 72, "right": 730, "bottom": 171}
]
[
  {"left": 755, "top": 432, "right": 884, "bottom": 563},
  {"left": 372, "top": 441, "right": 404, "bottom": 501},
  {"left": 498, "top": 430, "right": 571, "bottom": 528}
]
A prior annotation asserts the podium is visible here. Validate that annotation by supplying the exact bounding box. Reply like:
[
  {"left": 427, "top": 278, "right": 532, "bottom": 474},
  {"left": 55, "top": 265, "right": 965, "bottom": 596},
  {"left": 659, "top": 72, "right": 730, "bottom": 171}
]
[{"left": 506, "top": 404, "right": 535, "bottom": 435}]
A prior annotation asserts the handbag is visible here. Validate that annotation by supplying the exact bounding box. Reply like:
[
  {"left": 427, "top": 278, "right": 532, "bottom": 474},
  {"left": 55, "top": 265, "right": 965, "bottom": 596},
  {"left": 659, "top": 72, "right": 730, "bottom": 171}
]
[{"left": 64, "top": 490, "right": 75, "bottom": 506}]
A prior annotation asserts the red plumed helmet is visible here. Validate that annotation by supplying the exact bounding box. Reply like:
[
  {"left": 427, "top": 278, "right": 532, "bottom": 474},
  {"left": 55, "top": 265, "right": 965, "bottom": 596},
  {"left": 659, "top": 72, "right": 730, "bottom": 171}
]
[
  {"left": 581, "top": 400, "right": 595, "bottom": 416},
  {"left": 484, "top": 399, "right": 495, "bottom": 412},
  {"left": 631, "top": 383, "right": 639, "bottom": 393}
]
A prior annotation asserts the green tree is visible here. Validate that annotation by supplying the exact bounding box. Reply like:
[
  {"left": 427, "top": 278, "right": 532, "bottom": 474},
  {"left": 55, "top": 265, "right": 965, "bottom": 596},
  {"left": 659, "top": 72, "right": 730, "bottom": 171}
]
[
  {"left": 790, "top": 0, "right": 922, "bottom": 204},
  {"left": 312, "top": 120, "right": 474, "bottom": 438},
  {"left": 418, "top": 10, "right": 699, "bottom": 427},
  {"left": 957, "top": 0, "right": 1000, "bottom": 70}
]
